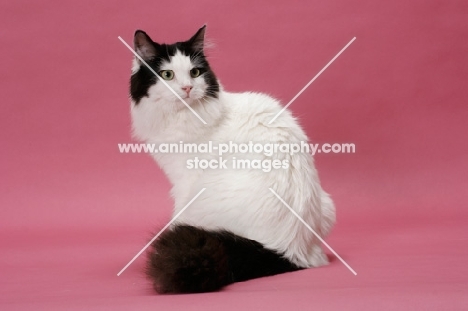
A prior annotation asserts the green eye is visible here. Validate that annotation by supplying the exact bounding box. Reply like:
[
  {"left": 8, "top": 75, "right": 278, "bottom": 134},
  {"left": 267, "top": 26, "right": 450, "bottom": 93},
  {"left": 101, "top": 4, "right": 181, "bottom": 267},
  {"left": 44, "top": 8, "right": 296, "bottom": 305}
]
[
  {"left": 190, "top": 68, "right": 201, "bottom": 78},
  {"left": 159, "top": 70, "right": 174, "bottom": 80}
]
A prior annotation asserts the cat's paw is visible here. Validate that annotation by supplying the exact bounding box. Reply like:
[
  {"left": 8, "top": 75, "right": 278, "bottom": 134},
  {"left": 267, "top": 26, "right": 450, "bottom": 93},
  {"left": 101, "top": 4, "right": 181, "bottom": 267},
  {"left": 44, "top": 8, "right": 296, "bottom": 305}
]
[{"left": 308, "top": 245, "right": 329, "bottom": 267}]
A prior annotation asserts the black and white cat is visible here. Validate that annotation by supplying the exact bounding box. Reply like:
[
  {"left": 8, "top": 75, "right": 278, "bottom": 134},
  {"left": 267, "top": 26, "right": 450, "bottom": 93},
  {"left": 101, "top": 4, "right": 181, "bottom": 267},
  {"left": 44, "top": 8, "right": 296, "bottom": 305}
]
[{"left": 128, "top": 26, "right": 335, "bottom": 293}]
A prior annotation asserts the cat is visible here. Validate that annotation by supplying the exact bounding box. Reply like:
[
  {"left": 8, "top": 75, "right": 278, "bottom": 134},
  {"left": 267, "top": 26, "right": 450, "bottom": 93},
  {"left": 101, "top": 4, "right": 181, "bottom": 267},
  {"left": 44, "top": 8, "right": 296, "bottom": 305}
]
[{"left": 128, "top": 25, "right": 336, "bottom": 293}]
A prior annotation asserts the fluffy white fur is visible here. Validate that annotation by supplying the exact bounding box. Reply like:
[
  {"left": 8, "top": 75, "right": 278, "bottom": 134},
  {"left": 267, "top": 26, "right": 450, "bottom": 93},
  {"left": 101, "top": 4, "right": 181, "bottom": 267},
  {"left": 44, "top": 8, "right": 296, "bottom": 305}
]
[{"left": 130, "top": 48, "right": 335, "bottom": 268}]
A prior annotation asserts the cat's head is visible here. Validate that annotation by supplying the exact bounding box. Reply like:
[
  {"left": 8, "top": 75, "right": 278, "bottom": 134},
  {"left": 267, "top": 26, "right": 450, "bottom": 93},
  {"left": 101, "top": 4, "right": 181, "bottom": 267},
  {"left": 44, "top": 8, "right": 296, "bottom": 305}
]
[{"left": 130, "top": 25, "right": 219, "bottom": 106}]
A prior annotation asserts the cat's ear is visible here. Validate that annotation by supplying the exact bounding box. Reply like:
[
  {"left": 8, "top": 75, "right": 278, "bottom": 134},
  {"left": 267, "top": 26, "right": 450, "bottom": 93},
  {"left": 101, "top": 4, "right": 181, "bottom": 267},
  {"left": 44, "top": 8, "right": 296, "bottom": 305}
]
[
  {"left": 188, "top": 25, "right": 206, "bottom": 51},
  {"left": 134, "top": 30, "right": 158, "bottom": 61}
]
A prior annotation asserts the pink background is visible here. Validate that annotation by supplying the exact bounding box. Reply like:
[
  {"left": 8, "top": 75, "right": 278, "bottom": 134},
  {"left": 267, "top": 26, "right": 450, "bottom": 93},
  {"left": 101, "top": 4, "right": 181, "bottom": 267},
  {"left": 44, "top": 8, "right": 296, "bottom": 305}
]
[{"left": 1, "top": 0, "right": 467, "bottom": 310}]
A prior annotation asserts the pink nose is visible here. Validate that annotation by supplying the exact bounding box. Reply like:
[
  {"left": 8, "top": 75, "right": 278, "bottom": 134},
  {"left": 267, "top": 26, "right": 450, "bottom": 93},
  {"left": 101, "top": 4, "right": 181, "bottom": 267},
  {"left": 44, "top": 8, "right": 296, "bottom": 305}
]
[{"left": 182, "top": 86, "right": 192, "bottom": 94}]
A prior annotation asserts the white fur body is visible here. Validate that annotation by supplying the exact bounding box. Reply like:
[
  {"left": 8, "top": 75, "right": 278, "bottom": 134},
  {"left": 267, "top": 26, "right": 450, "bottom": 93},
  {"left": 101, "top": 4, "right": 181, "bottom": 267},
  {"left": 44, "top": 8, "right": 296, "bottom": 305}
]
[{"left": 130, "top": 51, "right": 335, "bottom": 268}]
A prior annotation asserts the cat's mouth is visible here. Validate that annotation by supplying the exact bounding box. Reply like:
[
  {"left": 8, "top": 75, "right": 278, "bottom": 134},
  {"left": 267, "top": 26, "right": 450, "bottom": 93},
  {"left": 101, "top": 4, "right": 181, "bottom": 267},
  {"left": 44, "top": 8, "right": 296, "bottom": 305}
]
[
  {"left": 182, "top": 94, "right": 202, "bottom": 101},
  {"left": 179, "top": 95, "right": 197, "bottom": 104}
]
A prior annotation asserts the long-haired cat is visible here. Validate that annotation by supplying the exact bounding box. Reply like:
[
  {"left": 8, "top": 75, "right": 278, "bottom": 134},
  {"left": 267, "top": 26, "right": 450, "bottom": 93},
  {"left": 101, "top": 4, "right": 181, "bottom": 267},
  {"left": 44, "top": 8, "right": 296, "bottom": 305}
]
[{"left": 128, "top": 25, "right": 335, "bottom": 293}]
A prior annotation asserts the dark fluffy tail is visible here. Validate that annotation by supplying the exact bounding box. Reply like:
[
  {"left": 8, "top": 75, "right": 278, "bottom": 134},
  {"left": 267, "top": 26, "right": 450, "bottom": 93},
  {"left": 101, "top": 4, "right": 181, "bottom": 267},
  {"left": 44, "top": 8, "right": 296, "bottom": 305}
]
[{"left": 146, "top": 225, "right": 301, "bottom": 293}]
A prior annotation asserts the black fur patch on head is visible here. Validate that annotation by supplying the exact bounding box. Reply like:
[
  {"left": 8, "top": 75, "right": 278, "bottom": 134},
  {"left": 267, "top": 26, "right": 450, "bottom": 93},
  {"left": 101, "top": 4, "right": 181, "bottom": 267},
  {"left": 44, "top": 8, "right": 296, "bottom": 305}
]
[{"left": 130, "top": 26, "right": 219, "bottom": 104}]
